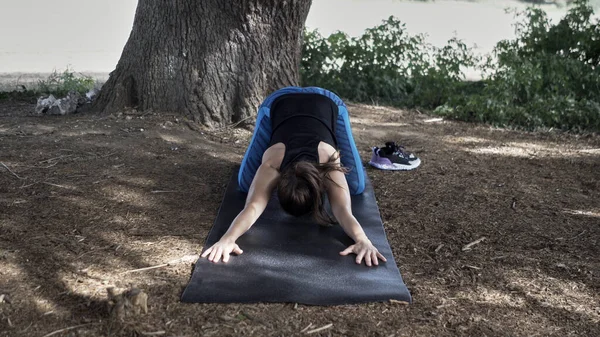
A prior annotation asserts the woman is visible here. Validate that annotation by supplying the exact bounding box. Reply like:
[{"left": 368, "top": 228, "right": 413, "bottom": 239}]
[{"left": 201, "top": 91, "right": 387, "bottom": 267}]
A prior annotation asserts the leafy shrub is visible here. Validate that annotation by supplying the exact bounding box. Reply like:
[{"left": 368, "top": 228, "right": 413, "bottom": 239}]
[
  {"left": 438, "top": 0, "right": 600, "bottom": 131},
  {"left": 301, "top": 0, "right": 600, "bottom": 132},
  {"left": 301, "top": 17, "right": 477, "bottom": 108},
  {"left": 37, "top": 67, "right": 95, "bottom": 97}
]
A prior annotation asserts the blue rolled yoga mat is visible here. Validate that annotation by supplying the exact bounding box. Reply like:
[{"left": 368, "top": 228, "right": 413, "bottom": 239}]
[{"left": 181, "top": 169, "right": 411, "bottom": 305}]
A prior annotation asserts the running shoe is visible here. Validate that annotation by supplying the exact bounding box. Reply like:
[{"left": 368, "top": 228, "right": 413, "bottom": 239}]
[
  {"left": 368, "top": 145, "right": 421, "bottom": 171},
  {"left": 385, "top": 141, "right": 419, "bottom": 161}
]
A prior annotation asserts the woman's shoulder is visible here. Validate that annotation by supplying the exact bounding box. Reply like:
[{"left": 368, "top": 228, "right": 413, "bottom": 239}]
[
  {"left": 262, "top": 143, "right": 285, "bottom": 169},
  {"left": 318, "top": 141, "right": 339, "bottom": 164}
]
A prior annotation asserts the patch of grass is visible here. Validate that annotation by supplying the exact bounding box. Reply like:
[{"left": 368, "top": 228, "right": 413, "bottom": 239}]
[
  {"left": 0, "top": 67, "right": 99, "bottom": 102},
  {"left": 0, "top": 90, "right": 38, "bottom": 102}
]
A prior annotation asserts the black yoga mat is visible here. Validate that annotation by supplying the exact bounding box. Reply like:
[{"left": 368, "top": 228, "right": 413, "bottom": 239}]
[{"left": 181, "top": 169, "right": 411, "bottom": 305}]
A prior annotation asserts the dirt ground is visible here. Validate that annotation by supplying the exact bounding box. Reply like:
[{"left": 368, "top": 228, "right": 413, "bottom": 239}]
[{"left": 0, "top": 98, "right": 598, "bottom": 337}]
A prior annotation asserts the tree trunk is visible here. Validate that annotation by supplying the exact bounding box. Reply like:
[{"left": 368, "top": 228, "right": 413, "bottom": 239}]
[{"left": 93, "top": 0, "right": 312, "bottom": 128}]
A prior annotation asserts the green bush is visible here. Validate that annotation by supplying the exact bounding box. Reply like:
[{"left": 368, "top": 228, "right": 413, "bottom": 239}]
[
  {"left": 301, "top": 0, "right": 600, "bottom": 132},
  {"left": 37, "top": 67, "right": 95, "bottom": 97},
  {"left": 438, "top": 0, "right": 600, "bottom": 131},
  {"left": 301, "top": 17, "right": 477, "bottom": 108}
]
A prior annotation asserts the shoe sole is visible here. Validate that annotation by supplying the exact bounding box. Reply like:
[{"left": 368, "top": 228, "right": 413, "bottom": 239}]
[{"left": 368, "top": 158, "right": 421, "bottom": 171}]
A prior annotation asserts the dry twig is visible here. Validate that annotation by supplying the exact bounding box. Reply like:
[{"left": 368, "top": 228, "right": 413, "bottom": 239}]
[
  {"left": 570, "top": 230, "right": 587, "bottom": 240},
  {"left": 121, "top": 255, "right": 198, "bottom": 274},
  {"left": 18, "top": 322, "right": 33, "bottom": 334},
  {"left": 39, "top": 154, "right": 73, "bottom": 164},
  {"left": 228, "top": 115, "right": 254, "bottom": 129},
  {"left": 19, "top": 182, "right": 37, "bottom": 189},
  {"left": 41, "top": 323, "right": 97, "bottom": 337},
  {"left": 213, "top": 115, "right": 254, "bottom": 132},
  {"left": 306, "top": 323, "right": 333, "bottom": 335},
  {"left": 463, "top": 265, "right": 482, "bottom": 270},
  {"left": 462, "top": 237, "right": 486, "bottom": 251},
  {"left": 300, "top": 323, "right": 313, "bottom": 333},
  {"left": 389, "top": 299, "right": 410, "bottom": 305},
  {"left": 1, "top": 162, "right": 23, "bottom": 179},
  {"left": 100, "top": 152, "right": 118, "bottom": 158},
  {"left": 436, "top": 303, "right": 454, "bottom": 309},
  {"left": 43, "top": 182, "right": 71, "bottom": 189}
]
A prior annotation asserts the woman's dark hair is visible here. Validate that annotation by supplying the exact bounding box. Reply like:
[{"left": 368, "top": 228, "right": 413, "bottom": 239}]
[{"left": 277, "top": 152, "right": 348, "bottom": 225}]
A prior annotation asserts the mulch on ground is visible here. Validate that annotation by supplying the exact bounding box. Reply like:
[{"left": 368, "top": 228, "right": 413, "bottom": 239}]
[{"left": 0, "top": 100, "right": 598, "bottom": 336}]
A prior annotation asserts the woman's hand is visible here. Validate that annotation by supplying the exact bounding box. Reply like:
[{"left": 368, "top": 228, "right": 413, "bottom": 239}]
[
  {"left": 340, "top": 239, "right": 387, "bottom": 267},
  {"left": 201, "top": 239, "right": 243, "bottom": 263}
]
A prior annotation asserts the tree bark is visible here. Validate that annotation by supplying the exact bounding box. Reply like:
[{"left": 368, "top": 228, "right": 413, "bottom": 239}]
[{"left": 93, "top": 0, "right": 312, "bottom": 128}]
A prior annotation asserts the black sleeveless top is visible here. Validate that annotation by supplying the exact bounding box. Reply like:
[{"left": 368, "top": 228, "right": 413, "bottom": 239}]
[{"left": 269, "top": 93, "right": 338, "bottom": 171}]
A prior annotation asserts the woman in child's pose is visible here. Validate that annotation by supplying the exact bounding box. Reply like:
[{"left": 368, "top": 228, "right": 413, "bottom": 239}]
[{"left": 201, "top": 92, "right": 386, "bottom": 267}]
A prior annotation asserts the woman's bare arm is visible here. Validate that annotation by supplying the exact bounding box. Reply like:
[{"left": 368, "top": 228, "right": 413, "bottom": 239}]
[
  {"left": 326, "top": 166, "right": 387, "bottom": 266},
  {"left": 221, "top": 163, "right": 280, "bottom": 242},
  {"left": 202, "top": 163, "right": 279, "bottom": 263},
  {"left": 326, "top": 169, "right": 368, "bottom": 242}
]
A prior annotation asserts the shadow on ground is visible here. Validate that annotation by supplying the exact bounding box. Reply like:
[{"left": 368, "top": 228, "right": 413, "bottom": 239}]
[{"left": 0, "top": 102, "right": 598, "bottom": 336}]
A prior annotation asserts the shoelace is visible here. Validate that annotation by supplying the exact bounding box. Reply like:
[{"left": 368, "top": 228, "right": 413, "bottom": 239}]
[{"left": 388, "top": 144, "right": 409, "bottom": 158}]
